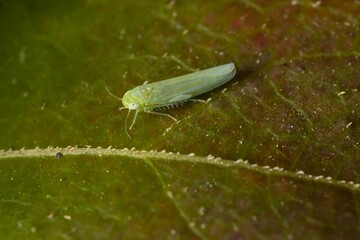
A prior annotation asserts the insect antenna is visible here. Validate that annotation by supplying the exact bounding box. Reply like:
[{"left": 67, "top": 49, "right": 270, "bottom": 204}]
[{"left": 105, "top": 85, "right": 122, "bottom": 101}]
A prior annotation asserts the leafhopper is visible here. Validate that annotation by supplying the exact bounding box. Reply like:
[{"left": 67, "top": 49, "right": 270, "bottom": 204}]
[{"left": 107, "top": 63, "right": 236, "bottom": 138}]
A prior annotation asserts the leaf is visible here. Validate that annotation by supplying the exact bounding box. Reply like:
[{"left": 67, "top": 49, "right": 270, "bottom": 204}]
[
  {"left": 1, "top": 148, "right": 360, "bottom": 239},
  {"left": 0, "top": 0, "right": 359, "bottom": 239}
]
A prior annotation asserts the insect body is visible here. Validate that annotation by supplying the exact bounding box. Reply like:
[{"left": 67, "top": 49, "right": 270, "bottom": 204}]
[{"left": 107, "top": 63, "right": 236, "bottom": 138}]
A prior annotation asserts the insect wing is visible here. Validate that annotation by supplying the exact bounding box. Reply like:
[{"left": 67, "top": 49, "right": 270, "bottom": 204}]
[{"left": 141, "top": 63, "right": 236, "bottom": 105}]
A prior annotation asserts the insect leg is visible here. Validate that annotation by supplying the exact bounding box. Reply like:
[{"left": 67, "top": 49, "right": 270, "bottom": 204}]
[
  {"left": 124, "top": 109, "right": 132, "bottom": 139},
  {"left": 129, "top": 110, "right": 139, "bottom": 130},
  {"left": 188, "top": 99, "right": 206, "bottom": 103},
  {"left": 145, "top": 110, "right": 178, "bottom": 122}
]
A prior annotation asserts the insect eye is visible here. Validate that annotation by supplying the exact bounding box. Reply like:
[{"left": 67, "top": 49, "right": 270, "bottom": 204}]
[{"left": 130, "top": 103, "right": 138, "bottom": 109}]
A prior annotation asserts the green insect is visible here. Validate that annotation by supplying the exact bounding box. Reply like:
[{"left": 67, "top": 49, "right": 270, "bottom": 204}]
[{"left": 106, "top": 63, "right": 236, "bottom": 138}]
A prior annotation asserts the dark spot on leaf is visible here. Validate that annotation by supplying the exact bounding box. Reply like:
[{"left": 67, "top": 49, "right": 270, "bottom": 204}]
[{"left": 55, "top": 152, "right": 63, "bottom": 158}]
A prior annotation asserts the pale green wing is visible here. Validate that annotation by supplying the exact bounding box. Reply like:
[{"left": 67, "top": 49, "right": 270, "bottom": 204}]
[{"left": 140, "top": 63, "right": 236, "bottom": 106}]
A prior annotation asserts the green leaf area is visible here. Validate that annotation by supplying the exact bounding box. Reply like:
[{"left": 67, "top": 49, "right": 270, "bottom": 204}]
[
  {"left": 0, "top": 0, "right": 359, "bottom": 239},
  {"left": 1, "top": 148, "right": 360, "bottom": 239}
]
